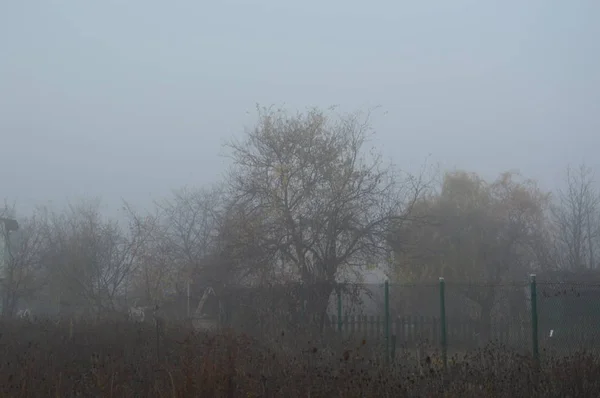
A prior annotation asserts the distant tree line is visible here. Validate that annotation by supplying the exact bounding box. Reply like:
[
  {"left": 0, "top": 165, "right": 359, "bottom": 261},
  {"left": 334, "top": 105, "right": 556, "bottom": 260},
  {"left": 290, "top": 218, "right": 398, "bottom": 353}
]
[{"left": 1, "top": 105, "right": 599, "bottom": 325}]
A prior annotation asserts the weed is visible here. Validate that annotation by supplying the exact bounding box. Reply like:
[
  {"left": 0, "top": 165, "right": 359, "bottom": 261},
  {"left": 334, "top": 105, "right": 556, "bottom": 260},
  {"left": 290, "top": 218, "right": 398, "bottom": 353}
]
[{"left": 0, "top": 319, "right": 598, "bottom": 397}]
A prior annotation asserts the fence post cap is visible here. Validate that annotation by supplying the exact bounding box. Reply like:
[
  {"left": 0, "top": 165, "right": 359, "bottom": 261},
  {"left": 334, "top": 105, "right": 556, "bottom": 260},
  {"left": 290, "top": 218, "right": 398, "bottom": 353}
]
[
  {"left": 439, "top": 277, "right": 445, "bottom": 282},
  {"left": 530, "top": 274, "right": 537, "bottom": 281}
]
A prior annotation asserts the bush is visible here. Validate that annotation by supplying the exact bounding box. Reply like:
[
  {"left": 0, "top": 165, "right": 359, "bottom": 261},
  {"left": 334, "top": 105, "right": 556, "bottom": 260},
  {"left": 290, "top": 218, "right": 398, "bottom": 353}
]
[{"left": 0, "top": 319, "right": 598, "bottom": 397}]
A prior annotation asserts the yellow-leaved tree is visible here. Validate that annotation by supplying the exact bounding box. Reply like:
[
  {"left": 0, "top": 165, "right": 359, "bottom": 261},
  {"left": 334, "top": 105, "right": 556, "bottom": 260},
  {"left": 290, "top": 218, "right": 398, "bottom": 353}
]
[{"left": 388, "top": 170, "right": 552, "bottom": 340}]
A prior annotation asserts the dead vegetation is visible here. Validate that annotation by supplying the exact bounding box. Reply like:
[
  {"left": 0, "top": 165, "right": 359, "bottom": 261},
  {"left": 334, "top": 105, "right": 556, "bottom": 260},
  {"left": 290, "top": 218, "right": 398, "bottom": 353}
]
[{"left": 0, "top": 319, "right": 598, "bottom": 397}]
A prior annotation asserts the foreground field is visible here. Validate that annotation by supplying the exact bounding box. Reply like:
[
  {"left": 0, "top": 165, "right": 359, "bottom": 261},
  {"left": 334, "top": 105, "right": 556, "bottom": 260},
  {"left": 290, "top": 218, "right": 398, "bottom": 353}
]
[{"left": 0, "top": 319, "right": 598, "bottom": 397}]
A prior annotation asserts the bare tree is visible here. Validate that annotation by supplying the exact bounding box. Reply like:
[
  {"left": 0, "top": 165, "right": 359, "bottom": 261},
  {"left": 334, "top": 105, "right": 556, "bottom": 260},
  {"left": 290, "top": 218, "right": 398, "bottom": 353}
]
[
  {"left": 552, "top": 163, "right": 600, "bottom": 270},
  {"left": 156, "top": 185, "right": 226, "bottom": 284},
  {"left": 1, "top": 208, "right": 46, "bottom": 317},
  {"left": 41, "top": 199, "right": 149, "bottom": 317},
  {"left": 128, "top": 185, "right": 234, "bottom": 307},
  {"left": 126, "top": 206, "right": 176, "bottom": 305},
  {"left": 224, "top": 105, "right": 425, "bottom": 329}
]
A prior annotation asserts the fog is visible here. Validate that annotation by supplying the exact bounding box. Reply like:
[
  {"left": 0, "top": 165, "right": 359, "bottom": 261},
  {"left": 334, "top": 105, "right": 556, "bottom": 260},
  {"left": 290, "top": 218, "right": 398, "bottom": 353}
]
[
  {"left": 1, "top": 0, "right": 598, "bottom": 218},
  {"left": 3, "top": 4, "right": 600, "bottom": 394}
]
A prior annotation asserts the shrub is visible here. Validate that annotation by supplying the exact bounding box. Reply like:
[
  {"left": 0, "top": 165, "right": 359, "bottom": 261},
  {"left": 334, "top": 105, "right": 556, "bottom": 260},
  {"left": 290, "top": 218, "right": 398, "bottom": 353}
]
[{"left": 0, "top": 319, "right": 598, "bottom": 397}]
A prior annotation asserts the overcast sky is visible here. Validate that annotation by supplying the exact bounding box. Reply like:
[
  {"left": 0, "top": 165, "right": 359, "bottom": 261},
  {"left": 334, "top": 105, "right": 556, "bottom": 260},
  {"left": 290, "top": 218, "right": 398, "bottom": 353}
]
[{"left": 1, "top": 0, "right": 599, "bottom": 219}]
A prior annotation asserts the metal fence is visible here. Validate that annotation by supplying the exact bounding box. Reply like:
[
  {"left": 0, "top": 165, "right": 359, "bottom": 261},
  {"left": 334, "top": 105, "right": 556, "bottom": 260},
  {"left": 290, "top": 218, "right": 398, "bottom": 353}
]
[
  {"left": 536, "top": 281, "right": 600, "bottom": 355},
  {"left": 181, "top": 276, "right": 600, "bottom": 363}
]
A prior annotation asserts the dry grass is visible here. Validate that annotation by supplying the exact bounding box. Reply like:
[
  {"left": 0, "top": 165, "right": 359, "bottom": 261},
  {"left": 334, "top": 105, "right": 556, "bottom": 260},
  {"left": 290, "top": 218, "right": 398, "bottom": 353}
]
[{"left": 0, "top": 319, "right": 598, "bottom": 397}]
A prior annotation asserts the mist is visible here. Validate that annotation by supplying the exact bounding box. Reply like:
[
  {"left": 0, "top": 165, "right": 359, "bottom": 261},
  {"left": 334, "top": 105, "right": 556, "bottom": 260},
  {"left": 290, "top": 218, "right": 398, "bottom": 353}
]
[
  {"left": 1, "top": 2, "right": 600, "bottom": 395},
  {"left": 2, "top": 0, "right": 599, "bottom": 218}
]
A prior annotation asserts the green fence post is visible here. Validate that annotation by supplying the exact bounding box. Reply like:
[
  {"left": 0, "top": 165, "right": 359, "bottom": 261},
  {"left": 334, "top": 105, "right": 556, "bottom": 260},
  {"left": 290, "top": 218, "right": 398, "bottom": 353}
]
[
  {"left": 337, "top": 285, "right": 343, "bottom": 333},
  {"left": 384, "top": 280, "right": 390, "bottom": 365},
  {"left": 439, "top": 277, "right": 447, "bottom": 371},
  {"left": 530, "top": 274, "right": 539, "bottom": 363}
]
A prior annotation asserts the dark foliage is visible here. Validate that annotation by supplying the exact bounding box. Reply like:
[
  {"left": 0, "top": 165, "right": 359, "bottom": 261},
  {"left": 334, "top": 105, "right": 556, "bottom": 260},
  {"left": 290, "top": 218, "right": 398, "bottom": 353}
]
[{"left": 0, "top": 319, "right": 598, "bottom": 397}]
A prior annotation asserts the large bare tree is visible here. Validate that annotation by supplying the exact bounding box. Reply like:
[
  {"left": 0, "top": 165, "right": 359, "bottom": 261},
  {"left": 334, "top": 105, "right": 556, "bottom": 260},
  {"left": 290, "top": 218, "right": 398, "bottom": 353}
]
[{"left": 224, "top": 105, "right": 425, "bottom": 328}]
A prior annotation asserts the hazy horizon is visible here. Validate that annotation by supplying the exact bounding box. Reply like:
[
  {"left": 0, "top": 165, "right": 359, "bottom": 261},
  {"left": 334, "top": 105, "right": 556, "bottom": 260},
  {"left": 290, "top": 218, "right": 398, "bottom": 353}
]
[{"left": 2, "top": 1, "right": 599, "bottom": 218}]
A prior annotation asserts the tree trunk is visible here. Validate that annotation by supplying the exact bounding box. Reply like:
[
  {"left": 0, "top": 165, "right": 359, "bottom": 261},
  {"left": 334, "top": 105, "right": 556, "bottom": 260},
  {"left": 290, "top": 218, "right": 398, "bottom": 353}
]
[
  {"left": 302, "top": 282, "right": 335, "bottom": 338},
  {"left": 478, "top": 299, "right": 494, "bottom": 347},
  {"left": 2, "top": 283, "right": 18, "bottom": 318}
]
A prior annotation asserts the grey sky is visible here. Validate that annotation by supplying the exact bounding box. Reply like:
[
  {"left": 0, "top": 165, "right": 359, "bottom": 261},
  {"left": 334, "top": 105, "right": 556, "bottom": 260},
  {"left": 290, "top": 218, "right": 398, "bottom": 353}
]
[{"left": 1, "top": 0, "right": 599, "bottom": 218}]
